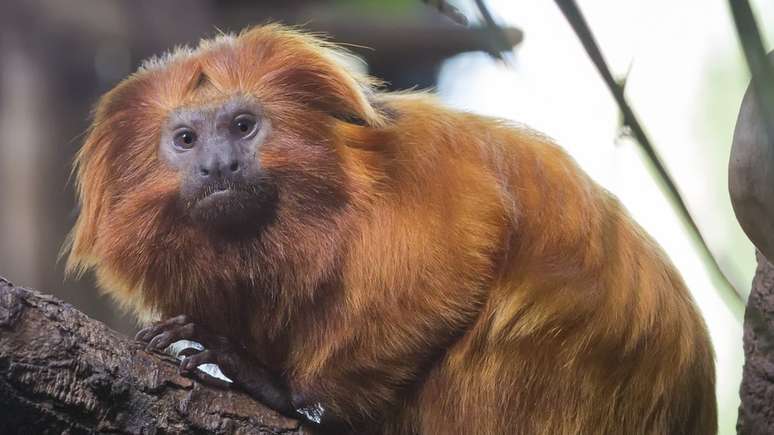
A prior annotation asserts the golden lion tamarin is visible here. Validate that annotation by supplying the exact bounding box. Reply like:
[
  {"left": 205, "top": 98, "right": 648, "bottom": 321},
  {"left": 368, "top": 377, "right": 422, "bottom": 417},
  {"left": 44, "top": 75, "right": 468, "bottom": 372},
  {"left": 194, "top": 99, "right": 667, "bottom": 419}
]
[{"left": 66, "top": 25, "right": 717, "bottom": 434}]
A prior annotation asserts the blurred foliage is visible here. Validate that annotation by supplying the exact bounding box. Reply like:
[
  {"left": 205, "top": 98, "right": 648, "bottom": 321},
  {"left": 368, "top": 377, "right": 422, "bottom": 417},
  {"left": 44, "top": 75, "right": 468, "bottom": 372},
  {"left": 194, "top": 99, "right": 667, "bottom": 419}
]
[{"left": 337, "top": 0, "right": 416, "bottom": 14}]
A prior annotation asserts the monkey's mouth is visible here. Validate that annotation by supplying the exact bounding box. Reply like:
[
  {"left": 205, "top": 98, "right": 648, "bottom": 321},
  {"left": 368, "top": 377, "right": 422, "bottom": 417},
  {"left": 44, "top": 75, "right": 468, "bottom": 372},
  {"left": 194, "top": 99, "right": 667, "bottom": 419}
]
[
  {"left": 188, "top": 181, "right": 277, "bottom": 231},
  {"left": 196, "top": 187, "right": 239, "bottom": 207}
]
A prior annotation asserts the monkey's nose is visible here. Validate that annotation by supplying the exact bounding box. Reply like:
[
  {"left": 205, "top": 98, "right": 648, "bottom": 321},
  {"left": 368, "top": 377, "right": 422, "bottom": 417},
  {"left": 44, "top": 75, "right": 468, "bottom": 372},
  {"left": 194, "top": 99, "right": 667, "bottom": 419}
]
[{"left": 198, "top": 151, "right": 241, "bottom": 181}]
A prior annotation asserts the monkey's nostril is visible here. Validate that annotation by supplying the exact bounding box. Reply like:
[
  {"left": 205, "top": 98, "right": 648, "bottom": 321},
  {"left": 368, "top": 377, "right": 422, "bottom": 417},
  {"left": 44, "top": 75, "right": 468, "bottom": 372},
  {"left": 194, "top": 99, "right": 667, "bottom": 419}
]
[
  {"left": 200, "top": 167, "right": 210, "bottom": 177},
  {"left": 229, "top": 161, "right": 240, "bottom": 172}
]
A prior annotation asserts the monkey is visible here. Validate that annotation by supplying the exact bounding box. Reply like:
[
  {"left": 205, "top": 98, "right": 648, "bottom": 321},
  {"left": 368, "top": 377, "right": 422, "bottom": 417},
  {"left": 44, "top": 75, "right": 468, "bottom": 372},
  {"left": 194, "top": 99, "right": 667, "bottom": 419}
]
[{"left": 66, "top": 24, "right": 717, "bottom": 434}]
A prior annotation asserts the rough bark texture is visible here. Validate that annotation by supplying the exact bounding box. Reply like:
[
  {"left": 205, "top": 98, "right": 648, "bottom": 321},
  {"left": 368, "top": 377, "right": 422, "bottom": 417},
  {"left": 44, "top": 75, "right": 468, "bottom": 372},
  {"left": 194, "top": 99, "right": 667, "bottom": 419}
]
[
  {"left": 0, "top": 276, "right": 312, "bottom": 435},
  {"left": 738, "top": 252, "right": 774, "bottom": 434}
]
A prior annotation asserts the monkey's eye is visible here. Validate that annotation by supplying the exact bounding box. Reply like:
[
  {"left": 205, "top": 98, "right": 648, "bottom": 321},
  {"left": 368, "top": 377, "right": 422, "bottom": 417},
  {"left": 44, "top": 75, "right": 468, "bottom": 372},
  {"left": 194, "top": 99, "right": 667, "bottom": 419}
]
[
  {"left": 232, "top": 114, "right": 258, "bottom": 138},
  {"left": 173, "top": 129, "right": 197, "bottom": 149}
]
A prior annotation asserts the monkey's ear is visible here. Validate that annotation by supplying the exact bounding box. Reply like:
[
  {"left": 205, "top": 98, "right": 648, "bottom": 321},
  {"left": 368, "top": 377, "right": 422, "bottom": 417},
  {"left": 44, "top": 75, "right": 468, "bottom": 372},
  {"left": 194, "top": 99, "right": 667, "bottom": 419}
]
[
  {"left": 243, "top": 26, "right": 387, "bottom": 128},
  {"left": 312, "top": 52, "right": 386, "bottom": 128},
  {"left": 288, "top": 58, "right": 386, "bottom": 128}
]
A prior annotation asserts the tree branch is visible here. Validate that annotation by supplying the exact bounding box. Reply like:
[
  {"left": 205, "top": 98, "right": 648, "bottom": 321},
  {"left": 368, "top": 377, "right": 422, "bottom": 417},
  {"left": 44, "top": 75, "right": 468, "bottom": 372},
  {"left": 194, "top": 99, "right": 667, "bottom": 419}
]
[
  {"left": 0, "top": 276, "right": 313, "bottom": 435},
  {"left": 552, "top": 0, "right": 743, "bottom": 300},
  {"left": 738, "top": 253, "right": 774, "bottom": 434}
]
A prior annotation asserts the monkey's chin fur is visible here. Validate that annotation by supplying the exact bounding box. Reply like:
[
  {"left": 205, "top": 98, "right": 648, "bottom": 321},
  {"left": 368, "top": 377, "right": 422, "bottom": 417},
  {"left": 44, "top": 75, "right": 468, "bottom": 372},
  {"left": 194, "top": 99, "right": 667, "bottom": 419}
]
[{"left": 188, "top": 185, "right": 277, "bottom": 236}]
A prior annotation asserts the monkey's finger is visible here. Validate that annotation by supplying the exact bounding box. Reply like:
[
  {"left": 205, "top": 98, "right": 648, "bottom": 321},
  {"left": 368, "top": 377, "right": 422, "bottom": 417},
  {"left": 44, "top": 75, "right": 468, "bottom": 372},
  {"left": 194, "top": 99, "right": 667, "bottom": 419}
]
[
  {"left": 178, "top": 347, "right": 202, "bottom": 358},
  {"left": 135, "top": 326, "right": 155, "bottom": 342},
  {"left": 188, "top": 365, "right": 232, "bottom": 389},
  {"left": 180, "top": 349, "right": 219, "bottom": 373},
  {"left": 135, "top": 314, "right": 190, "bottom": 342},
  {"left": 146, "top": 323, "right": 196, "bottom": 351}
]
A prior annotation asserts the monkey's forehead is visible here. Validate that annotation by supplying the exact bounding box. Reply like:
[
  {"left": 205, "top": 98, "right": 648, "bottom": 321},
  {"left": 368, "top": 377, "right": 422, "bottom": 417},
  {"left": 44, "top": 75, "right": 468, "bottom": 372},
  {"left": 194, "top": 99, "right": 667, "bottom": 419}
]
[
  {"left": 126, "top": 31, "right": 264, "bottom": 112},
  {"left": 135, "top": 24, "right": 348, "bottom": 75},
  {"left": 122, "top": 25, "right": 358, "bottom": 105},
  {"left": 96, "top": 24, "right": 376, "bottom": 124},
  {"left": 138, "top": 33, "right": 238, "bottom": 74}
]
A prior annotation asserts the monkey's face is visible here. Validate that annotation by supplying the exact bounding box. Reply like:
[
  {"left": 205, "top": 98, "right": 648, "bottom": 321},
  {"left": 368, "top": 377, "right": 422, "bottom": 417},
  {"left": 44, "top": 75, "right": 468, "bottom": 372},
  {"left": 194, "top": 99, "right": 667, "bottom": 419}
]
[
  {"left": 67, "top": 25, "right": 386, "bottom": 306},
  {"left": 159, "top": 95, "right": 276, "bottom": 230}
]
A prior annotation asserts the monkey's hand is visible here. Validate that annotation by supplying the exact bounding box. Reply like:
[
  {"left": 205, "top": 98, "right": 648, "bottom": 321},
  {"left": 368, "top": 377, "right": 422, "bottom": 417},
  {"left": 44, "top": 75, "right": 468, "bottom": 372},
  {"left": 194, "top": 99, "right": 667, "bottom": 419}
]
[{"left": 135, "top": 315, "right": 301, "bottom": 420}]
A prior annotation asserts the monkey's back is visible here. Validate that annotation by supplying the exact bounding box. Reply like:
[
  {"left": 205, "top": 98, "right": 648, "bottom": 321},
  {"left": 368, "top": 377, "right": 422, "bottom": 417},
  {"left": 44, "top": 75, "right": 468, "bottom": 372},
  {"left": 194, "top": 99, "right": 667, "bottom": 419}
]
[{"left": 370, "top": 95, "right": 717, "bottom": 435}]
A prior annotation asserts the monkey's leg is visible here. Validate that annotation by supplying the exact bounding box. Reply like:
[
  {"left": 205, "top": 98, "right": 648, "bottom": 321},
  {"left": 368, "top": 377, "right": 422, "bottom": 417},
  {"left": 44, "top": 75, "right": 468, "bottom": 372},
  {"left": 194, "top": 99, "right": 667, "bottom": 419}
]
[{"left": 135, "top": 315, "right": 299, "bottom": 419}]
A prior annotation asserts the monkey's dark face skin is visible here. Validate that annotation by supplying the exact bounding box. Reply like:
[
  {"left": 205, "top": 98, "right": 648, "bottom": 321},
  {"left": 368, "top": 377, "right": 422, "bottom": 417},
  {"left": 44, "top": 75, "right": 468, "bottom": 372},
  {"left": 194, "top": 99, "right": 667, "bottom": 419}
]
[{"left": 159, "top": 95, "right": 277, "bottom": 231}]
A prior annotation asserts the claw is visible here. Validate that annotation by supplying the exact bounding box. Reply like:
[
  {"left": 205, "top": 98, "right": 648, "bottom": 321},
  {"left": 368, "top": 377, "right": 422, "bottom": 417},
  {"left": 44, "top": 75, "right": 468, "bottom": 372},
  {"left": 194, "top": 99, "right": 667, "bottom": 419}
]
[
  {"left": 180, "top": 349, "right": 218, "bottom": 373},
  {"left": 178, "top": 346, "right": 202, "bottom": 359},
  {"left": 147, "top": 331, "right": 171, "bottom": 350},
  {"left": 135, "top": 326, "right": 154, "bottom": 342}
]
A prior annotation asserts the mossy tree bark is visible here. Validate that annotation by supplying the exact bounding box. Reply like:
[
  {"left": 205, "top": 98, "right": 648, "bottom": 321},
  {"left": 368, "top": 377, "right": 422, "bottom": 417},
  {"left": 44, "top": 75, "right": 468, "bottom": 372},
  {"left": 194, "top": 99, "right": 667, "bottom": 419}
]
[
  {"left": 738, "top": 253, "right": 774, "bottom": 434},
  {"left": 0, "top": 276, "right": 312, "bottom": 435}
]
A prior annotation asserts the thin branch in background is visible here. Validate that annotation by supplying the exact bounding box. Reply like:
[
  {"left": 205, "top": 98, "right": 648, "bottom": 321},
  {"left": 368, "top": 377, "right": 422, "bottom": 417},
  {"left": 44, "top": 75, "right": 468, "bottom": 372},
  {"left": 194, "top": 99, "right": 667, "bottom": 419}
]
[
  {"left": 421, "top": 0, "right": 469, "bottom": 26},
  {"left": 472, "top": 0, "right": 514, "bottom": 61},
  {"left": 550, "top": 0, "right": 742, "bottom": 299},
  {"left": 728, "top": 0, "right": 774, "bottom": 149},
  {"left": 459, "top": 1, "right": 741, "bottom": 300}
]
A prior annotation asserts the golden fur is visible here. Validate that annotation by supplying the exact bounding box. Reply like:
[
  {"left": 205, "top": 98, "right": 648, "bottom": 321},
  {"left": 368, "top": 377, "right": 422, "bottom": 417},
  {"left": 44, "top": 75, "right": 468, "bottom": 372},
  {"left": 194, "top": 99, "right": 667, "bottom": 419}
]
[{"left": 67, "top": 25, "right": 717, "bottom": 434}]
